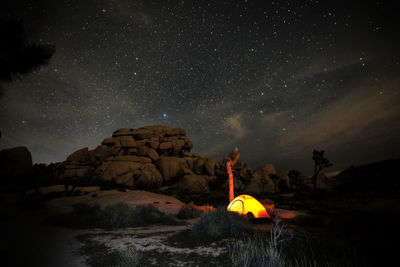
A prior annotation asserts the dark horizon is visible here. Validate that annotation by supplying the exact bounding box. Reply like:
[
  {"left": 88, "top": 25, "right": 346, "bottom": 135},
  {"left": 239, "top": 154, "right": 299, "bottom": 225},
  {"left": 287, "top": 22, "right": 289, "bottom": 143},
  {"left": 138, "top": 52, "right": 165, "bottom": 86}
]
[{"left": 1, "top": 0, "right": 399, "bottom": 174}]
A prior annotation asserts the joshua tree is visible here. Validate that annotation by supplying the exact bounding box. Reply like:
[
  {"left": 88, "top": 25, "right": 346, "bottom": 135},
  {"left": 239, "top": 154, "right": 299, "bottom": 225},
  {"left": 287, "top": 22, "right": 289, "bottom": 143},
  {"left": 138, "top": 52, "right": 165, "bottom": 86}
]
[
  {"left": 312, "top": 149, "right": 332, "bottom": 192},
  {"left": 288, "top": 169, "right": 301, "bottom": 192},
  {"left": 261, "top": 176, "right": 269, "bottom": 195},
  {"left": 269, "top": 174, "right": 281, "bottom": 193},
  {"left": 0, "top": 19, "right": 55, "bottom": 138},
  {"left": 0, "top": 19, "right": 55, "bottom": 92}
]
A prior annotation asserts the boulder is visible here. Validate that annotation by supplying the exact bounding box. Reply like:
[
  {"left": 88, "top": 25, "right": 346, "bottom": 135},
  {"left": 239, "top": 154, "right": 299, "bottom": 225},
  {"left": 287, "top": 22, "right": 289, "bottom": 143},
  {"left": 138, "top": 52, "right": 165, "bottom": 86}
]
[
  {"left": 162, "top": 136, "right": 181, "bottom": 142},
  {"left": 204, "top": 158, "right": 216, "bottom": 176},
  {"left": 101, "top": 137, "right": 119, "bottom": 146},
  {"left": 112, "top": 128, "right": 135, "bottom": 137},
  {"left": 134, "top": 163, "right": 163, "bottom": 188},
  {"left": 114, "top": 172, "right": 135, "bottom": 186},
  {"left": 136, "top": 140, "right": 148, "bottom": 147},
  {"left": 157, "top": 157, "right": 187, "bottom": 182},
  {"left": 147, "top": 148, "right": 159, "bottom": 162},
  {"left": 182, "top": 151, "right": 193, "bottom": 157},
  {"left": 148, "top": 137, "right": 160, "bottom": 150},
  {"left": 193, "top": 157, "right": 205, "bottom": 174},
  {"left": 183, "top": 140, "right": 193, "bottom": 151},
  {"left": 159, "top": 142, "right": 173, "bottom": 151},
  {"left": 178, "top": 174, "right": 211, "bottom": 194},
  {"left": 128, "top": 148, "right": 138, "bottom": 154},
  {"left": 89, "top": 145, "right": 114, "bottom": 162},
  {"left": 184, "top": 157, "right": 194, "bottom": 170},
  {"left": 166, "top": 127, "right": 186, "bottom": 136},
  {"left": 137, "top": 145, "right": 149, "bottom": 156},
  {"left": 66, "top": 147, "right": 89, "bottom": 162},
  {"left": 118, "top": 136, "right": 137, "bottom": 148},
  {"left": 132, "top": 128, "right": 154, "bottom": 140},
  {"left": 98, "top": 161, "right": 142, "bottom": 183},
  {"left": 172, "top": 139, "right": 185, "bottom": 152}
]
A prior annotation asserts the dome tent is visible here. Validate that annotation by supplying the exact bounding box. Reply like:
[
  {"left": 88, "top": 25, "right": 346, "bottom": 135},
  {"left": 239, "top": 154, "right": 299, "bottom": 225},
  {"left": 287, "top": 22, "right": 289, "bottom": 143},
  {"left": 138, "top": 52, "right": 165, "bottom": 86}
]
[{"left": 227, "top": 194, "right": 271, "bottom": 220}]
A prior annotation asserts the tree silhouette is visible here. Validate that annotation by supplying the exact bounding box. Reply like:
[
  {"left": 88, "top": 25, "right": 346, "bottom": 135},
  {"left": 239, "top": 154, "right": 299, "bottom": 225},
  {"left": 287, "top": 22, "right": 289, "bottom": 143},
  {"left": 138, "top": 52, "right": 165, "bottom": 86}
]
[
  {"left": 288, "top": 169, "right": 301, "bottom": 192},
  {"left": 261, "top": 176, "right": 269, "bottom": 195},
  {"left": 0, "top": 19, "right": 55, "bottom": 93},
  {"left": 0, "top": 19, "right": 55, "bottom": 138},
  {"left": 312, "top": 149, "right": 332, "bottom": 192},
  {"left": 269, "top": 173, "right": 280, "bottom": 193}
]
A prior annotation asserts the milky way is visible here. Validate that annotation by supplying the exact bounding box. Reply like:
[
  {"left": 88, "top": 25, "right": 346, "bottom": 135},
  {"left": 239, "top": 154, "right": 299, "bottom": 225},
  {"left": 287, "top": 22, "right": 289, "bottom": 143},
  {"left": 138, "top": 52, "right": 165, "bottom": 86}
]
[{"left": 1, "top": 0, "right": 399, "bottom": 173}]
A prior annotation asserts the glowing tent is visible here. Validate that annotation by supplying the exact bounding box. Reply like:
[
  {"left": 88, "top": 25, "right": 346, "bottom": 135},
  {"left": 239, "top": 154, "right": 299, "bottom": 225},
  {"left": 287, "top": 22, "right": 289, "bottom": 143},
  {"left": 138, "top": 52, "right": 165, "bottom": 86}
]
[{"left": 227, "top": 194, "right": 271, "bottom": 219}]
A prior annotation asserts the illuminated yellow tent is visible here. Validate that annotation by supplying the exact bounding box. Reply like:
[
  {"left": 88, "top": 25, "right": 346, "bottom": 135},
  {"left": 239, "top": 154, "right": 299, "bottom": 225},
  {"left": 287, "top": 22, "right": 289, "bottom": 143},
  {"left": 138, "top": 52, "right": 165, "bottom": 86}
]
[{"left": 227, "top": 194, "right": 271, "bottom": 219}]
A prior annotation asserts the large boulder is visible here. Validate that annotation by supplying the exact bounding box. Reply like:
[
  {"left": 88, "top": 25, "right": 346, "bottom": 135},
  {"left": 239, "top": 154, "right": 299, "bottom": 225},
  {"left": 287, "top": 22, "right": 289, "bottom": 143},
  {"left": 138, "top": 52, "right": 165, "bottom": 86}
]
[
  {"left": 193, "top": 157, "right": 205, "bottom": 174},
  {"left": 117, "top": 136, "right": 137, "bottom": 148},
  {"left": 147, "top": 148, "right": 159, "bottom": 162},
  {"left": 178, "top": 174, "right": 213, "bottom": 194},
  {"left": 204, "top": 158, "right": 216, "bottom": 176},
  {"left": 0, "top": 146, "right": 33, "bottom": 183},
  {"left": 101, "top": 137, "right": 120, "bottom": 146},
  {"left": 97, "top": 160, "right": 142, "bottom": 186},
  {"left": 66, "top": 147, "right": 89, "bottom": 163},
  {"left": 157, "top": 156, "right": 187, "bottom": 182},
  {"left": 134, "top": 163, "right": 163, "bottom": 188},
  {"left": 88, "top": 145, "right": 114, "bottom": 162},
  {"left": 159, "top": 141, "right": 173, "bottom": 151},
  {"left": 112, "top": 128, "right": 135, "bottom": 137}
]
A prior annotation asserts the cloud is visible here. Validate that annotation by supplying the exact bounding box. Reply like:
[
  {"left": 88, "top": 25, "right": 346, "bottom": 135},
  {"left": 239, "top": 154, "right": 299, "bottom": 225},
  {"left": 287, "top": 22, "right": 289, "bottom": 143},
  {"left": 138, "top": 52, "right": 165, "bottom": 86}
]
[
  {"left": 226, "top": 113, "right": 247, "bottom": 139},
  {"left": 279, "top": 81, "right": 400, "bottom": 155}
]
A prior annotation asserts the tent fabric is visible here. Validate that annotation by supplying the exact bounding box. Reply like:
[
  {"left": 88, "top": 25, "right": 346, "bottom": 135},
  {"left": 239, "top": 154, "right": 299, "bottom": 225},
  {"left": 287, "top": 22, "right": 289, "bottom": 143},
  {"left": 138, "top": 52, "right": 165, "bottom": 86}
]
[{"left": 227, "top": 194, "right": 270, "bottom": 219}]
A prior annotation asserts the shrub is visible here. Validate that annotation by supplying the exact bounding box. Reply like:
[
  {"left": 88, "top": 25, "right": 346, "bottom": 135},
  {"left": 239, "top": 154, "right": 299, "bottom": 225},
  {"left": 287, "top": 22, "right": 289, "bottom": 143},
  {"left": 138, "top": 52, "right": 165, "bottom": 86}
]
[
  {"left": 100, "top": 202, "right": 136, "bottom": 229},
  {"left": 99, "top": 203, "right": 179, "bottom": 229},
  {"left": 47, "top": 202, "right": 180, "bottom": 229},
  {"left": 115, "top": 245, "right": 142, "bottom": 267},
  {"left": 177, "top": 202, "right": 203, "bottom": 219},
  {"left": 192, "top": 208, "right": 251, "bottom": 239},
  {"left": 68, "top": 202, "right": 103, "bottom": 228}
]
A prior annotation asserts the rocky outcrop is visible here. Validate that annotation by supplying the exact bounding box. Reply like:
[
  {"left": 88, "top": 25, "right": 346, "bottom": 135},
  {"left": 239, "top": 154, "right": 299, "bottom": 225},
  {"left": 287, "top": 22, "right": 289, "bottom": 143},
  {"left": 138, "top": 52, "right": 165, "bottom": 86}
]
[
  {"left": 0, "top": 146, "right": 33, "bottom": 184},
  {"left": 61, "top": 125, "right": 214, "bottom": 190}
]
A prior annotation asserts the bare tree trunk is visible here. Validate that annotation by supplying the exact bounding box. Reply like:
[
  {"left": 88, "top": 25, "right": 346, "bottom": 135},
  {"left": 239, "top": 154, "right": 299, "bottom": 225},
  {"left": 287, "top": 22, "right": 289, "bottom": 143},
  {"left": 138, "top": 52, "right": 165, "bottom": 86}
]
[{"left": 229, "top": 173, "right": 234, "bottom": 202}]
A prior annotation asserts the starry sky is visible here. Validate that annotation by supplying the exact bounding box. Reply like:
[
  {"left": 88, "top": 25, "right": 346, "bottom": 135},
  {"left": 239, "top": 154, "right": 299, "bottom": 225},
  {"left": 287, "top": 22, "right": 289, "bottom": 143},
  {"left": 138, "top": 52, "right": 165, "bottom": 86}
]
[{"left": 1, "top": 0, "right": 399, "bottom": 174}]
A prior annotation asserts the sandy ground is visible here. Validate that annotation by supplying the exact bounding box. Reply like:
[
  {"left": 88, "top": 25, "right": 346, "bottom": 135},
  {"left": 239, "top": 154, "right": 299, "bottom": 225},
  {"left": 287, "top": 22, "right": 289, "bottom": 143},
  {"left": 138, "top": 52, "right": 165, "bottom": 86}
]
[{"left": 0, "top": 187, "right": 309, "bottom": 266}]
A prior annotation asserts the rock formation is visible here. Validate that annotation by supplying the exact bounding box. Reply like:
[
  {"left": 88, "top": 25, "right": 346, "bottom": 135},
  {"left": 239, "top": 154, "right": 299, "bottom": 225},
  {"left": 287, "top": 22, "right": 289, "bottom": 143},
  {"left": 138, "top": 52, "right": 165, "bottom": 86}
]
[{"left": 62, "top": 125, "right": 215, "bottom": 191}]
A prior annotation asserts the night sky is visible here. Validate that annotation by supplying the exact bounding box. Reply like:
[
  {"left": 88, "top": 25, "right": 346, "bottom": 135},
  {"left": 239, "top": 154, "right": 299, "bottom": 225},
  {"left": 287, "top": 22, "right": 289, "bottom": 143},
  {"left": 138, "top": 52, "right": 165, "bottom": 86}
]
[{"left": 1, "top": 0, "right": 399, "bottom": 174}]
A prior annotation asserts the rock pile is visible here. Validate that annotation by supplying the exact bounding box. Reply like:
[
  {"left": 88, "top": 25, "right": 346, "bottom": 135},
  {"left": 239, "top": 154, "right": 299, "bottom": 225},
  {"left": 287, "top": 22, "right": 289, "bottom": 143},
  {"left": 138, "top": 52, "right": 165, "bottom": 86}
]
[{"left": 62, "top": 126, "right": 216, "bottom": 192}]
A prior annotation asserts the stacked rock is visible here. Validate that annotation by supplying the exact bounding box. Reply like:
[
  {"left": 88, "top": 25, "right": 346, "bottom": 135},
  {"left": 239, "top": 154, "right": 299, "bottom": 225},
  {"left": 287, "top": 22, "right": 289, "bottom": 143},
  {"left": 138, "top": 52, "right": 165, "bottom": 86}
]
[{"left": 62, "top": 125, "right": 216, "bottom": 192}]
